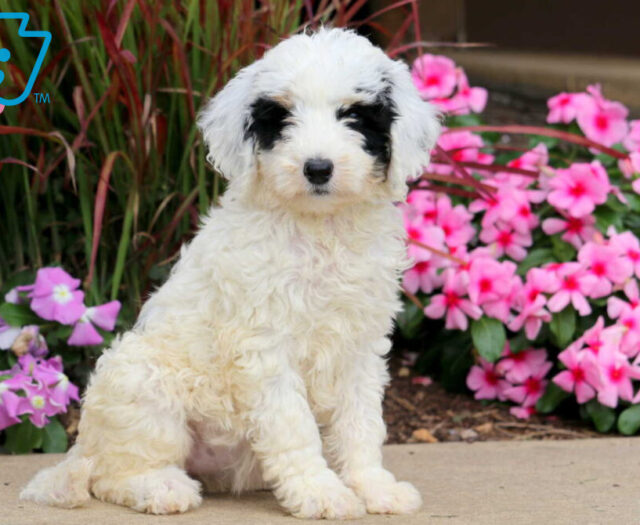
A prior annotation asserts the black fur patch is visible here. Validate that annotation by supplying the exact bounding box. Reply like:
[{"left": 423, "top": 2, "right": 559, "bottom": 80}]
[
  {"left": 245, "top": 97, "right": 292, "bottom": 150},
  {"left": 336, "top": 90, "right": 396, "bottom": 167}
]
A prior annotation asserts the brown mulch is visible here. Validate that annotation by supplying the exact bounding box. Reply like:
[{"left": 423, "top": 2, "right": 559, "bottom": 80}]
[{"left": 383, "top": 361, "right": 600, "bottom": 444}]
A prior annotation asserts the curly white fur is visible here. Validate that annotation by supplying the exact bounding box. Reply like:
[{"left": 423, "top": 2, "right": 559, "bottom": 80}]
[{"left": 21, "top": 28, "right": 439, "bottom": 519}]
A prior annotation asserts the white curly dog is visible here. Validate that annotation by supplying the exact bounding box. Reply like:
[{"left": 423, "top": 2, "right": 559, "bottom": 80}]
[{"left": 21, "top": 27, "right": 439, "bottom": 519}]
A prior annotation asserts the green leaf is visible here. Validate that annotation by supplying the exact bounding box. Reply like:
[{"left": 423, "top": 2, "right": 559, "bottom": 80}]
[
  {"left": 471, "top": 317, "right": 506, "bottom": 363},
  {"left": 551, "top": 236, "right": 576, "bottom": 263},
  {"left": 440, "top": 340, "right": 474, "bottom": 392},
  {"left": 509, "top": 332, "right": 530, "bottom": 352},
  {"left": 617, "top": 405, "right": 640, "bottom": 435},
  {"left": 42, "top": 418, "right": 68, "bottom": 453},
  {"left": 536, "top": 383, "right": 570, "bottom": 414},
  {"left": 585, "top": 400, "right": 616, "bottom": 433},
  {"left": 0, "top": 303, "right": 41, "bottom": 327},
  {"left": 396, "top": 300, "right": 425, "bottom": 340},
  {"left": 594, "top": 205, "right": 623, "bottom": 232},
  {"left": 446, "top": 114, "right": 482, "bottom": 128},
  {"left": 517, "top": 248, "right": 555, "bottom": 276},
  {"left": 549, "top": 306, "right": 576, "bottom": 348},
  {"left": 4, "top": 420, "right": 44, "bottom": 454},
  {"left": 623, "top": 192, "right": 640, "bottom": 213}
]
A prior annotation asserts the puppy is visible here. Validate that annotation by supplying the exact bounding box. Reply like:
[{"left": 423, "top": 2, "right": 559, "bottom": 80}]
[{"left": 21, "top": 28, "right": 439, "bottom": 519}]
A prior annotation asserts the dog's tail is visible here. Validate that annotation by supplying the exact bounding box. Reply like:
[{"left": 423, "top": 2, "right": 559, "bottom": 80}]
[{"left": 20, "top": 444, "right": 93, "bottom": 508}]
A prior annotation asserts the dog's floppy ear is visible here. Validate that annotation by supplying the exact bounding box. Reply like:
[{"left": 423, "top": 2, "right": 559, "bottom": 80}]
[
  {"left": 386, "top": 61, "right": 441, "bottom": 201},
  {"left": 197, "top": 63, "right": 258, "bottom": 182}
]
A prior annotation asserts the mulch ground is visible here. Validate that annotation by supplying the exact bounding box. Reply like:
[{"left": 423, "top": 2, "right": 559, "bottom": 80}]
[{"left": 383, "top": 360, "right": 600, "bottom": 444}]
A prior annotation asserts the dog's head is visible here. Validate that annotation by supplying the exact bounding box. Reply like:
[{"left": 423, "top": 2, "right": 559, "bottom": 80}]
[{"left": 198, "top": 28, "right": 440, "bottom": 213}]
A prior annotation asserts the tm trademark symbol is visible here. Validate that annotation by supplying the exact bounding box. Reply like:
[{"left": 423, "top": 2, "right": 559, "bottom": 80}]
[{"left": 33, "top": 93, "right": 50, "bottom": 104}]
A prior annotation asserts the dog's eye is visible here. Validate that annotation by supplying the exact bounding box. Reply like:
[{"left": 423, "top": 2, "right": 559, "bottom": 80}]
[{"left": 337, "top": 106, "right": 364, "bottom": 121}]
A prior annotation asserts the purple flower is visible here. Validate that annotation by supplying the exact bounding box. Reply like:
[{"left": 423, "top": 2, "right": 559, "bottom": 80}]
[
  {"left": 21, "top": 383, "right": 60, "bottom": 427},
  {"left": 0, "top": 317, "right": 21, "bottom": 350},
  {"left": 0, "top": 382, "right": 27, "bottom": 431},
  {"left": 68, "top": 301, "right": 121, "bottom": 346},
  {"left": 6, "top": 325, "right": 48, "bottom": 358},
  {"left": 30, "top": 267, "right": 85, "bottom": 325}
]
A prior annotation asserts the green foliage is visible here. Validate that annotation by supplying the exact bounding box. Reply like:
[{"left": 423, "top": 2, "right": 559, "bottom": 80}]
[
  {"left": 549, "top": 306, "right": 576, "bottom": 348},
  {"left": 4, "top": 418, "right": 43, "bottom": 454},
  {"left": 618, "top": 405, "right": 640, "bottom": 435},
  {"left": 42, "top": 418, "right": 68, "bottom": 453},
  {"left": 585, "top": 400, "right": 617, "bottom": 433},
  {"left": 471, "top": 317, "right": 506, "bottom": 363},
  {"left": 536, "top": 383, "right": 570, "bottom": 414},
  {"left": 0, "top": 303, "right": 42, "bottom": 327},
  {"left": 396, "top": 300, "right": 425, "bottom": 339}
]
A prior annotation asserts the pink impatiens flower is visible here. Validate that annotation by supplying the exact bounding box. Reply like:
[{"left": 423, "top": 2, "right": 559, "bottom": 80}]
[
  {"left": 432, "top": 130, "right": 494, "bottom": 175},
  {"left": 67, "top": 301, "right": 121, "bottom": 346},
  {"left": 553, "top": 345, "right": 597, "bottom": 404},
  {"left": 577, "top": 242, "right": 633, "bottom": 298},
  {"left": 503, "top": 361, "right": 552, "bottom": 407},
  {"left": 435, "top": 196, "right": 476, "bottom": 248},
  {"left": 609, "top": 230, "right": 640, "bottom": 279},
  {"left": 411, "top": 54, "right": 457, "bottom": 100},
  {"left": 593, "top": 345, "right": 640, "bottom": 408},
  {"left": 424, "top": 269, "right": 482, "bottom": 331},
  {"left": 576, "top": 85, "right": 629, "bottom": 147},
  {"left": 542, "top": 215, "right": 597, "bottom": 249},
  {"left": 623, "top": 120, "right": 640, "bottom": 152},
  {"left": 468, "top": 258, "right": 518, "bottom": 306},
  {"left": 30, "top": 267, "right": 85, "bottom": 325},
  {"left": 547, "top": 161, "right": 611, "bottom": 218},
  {"left": 466, "top": 359, "right": 509, "bottom": 401},
  {"left": 497, "top": 346, "right": 549, "bottom": 384},
  {"left": 546, "top": 92, "right": 590, "bottom": 124},
  {"left": 479, "top": 223, "right": 532, "bottom": 261},
  {"left": 546, "top": 262, "right": 598, "bottom": 316},
  {"left": 403, "top": 259, "right": 445, "bottom": 295}
]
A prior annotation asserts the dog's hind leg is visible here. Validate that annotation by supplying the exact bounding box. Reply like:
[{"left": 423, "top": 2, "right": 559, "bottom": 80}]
[{"left": 78, "top": 334, "right": 202, "bottom": 514}]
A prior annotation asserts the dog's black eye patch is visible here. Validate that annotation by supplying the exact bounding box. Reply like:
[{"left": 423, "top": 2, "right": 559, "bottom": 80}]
[
  {"left": 245, "top": 97, "right": 292, "bottom": 150},
  {"left": 337, "top": 98, "right": 396, "bottom": 166}
]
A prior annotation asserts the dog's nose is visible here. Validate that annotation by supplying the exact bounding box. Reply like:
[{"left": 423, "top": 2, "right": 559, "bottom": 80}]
[{"left": 303, "top": 158, "right": 333, "bottom": 185}]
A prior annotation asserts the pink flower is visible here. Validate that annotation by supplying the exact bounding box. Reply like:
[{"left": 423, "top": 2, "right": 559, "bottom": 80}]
[
  {"left": 435, "top": 196, "right": 475, "bottom": 248},
  {"left": 510, "top": 406, "right": 536, "bottom": 420},
  {"left": 21, "top": 383, "right": 60, "bottom": 428},
  {"left": 546, "top": 92, "right": 590, "bottom": 124},
  {"left": 424, "top": 269, "right": 482, "bottom": 331},
  {"left": 411, "top": 54, "right": 457, "bottom": 99},
  {"left": 576, "top": 85, "right": 629, "bottom": 147},
  {"left": 466, "top": 359, "right": 510, "bottom": 401},
  {"left": 547, "top": 161, "right": 611, "bottom": 218},
  {"left": 436, "top": 69, "right": 488, "bottom": 115},
  {"left": 619, "top": 152, "right": 640, "bottom": 180},
  {"left": 503, "top": 361, "right": 552, "bottom": 407},
  {"left": 0, "top": 381, "right": 30, "bottom": 431},
  {"left": 609, "top": 231, "right": 640, "bottom": 279},
  {"left": 405, "top": 191, "right": 437, "bottom": 224},
  {"left": 432, "top": 130, "right": 494, "bottom": 175},
  {"left": 497, "top": 347, "right": 549, "bottom": 384},
  {"left": 404, "top": 259, "right": 445, "bottom": 295},
  {"left": 593, "top": 345, "right": 640, "bottom": 408},
  {"left": 608, "top": 280, "right": 640, "bottom": 320},
  {"left": 479, "top": 223, "right": 532, "bottom": 261},
  {"left": 553, "top": 346, "right": 596, "bottom": 404},
  {"left": 405, "top": 218, "right": 446, "bottom": 263},
  {"left": 577, "top": 242, "right": 633, "bottom": 298},
  {"left": 623, "top": 120, "right": 640, "bottom": 152},
  {"left": 542, "top": 215, "right": 597, "bottom": 249},
  {"left": 30, "top": 267, "right": 85, "bottom": 325},
  {"left": 67, "top": 301, "right": 121, "bottom": 346},
  {"left": 509, "top": 295, "right": 551, "bottom": 340},
  {"left": 546, "top": 262, "right": 598, "bottom": 316},
  {"left": 468, "top": 258, "right": 517, "bottom": 305}
]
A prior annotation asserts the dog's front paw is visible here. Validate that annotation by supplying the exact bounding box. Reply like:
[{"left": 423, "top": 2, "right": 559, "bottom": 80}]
[
  {"left": 347, "top": 468, "right": 422, "bottom": 515},
  {"left": 279, "top": 470, "right": 366, "bottom": 520}
]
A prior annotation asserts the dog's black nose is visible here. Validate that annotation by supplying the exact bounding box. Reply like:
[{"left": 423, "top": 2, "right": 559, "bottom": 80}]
[{"left": 304, "top": 158, "right": 333, "bottom": 185}]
